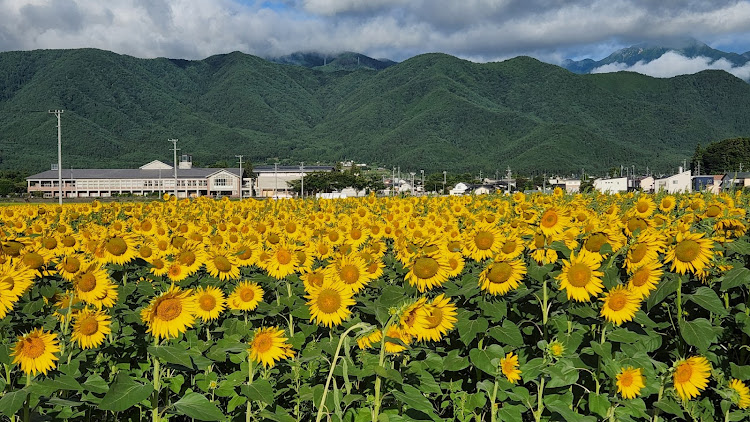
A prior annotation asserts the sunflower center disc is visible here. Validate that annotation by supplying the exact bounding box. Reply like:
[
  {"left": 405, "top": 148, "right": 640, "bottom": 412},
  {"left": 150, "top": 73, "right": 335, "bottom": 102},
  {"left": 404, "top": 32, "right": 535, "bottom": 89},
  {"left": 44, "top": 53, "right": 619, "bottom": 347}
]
[
  {"left": 79, "top": 317, "right": 99, "bottom": 336},
  {"left": 637, "top": 202, "right": 650, "bottom": 213},
  {"left": 413, "top": 257, "right": 439, "bottom": 279},
  {"left": 629, "top": 244, "right": 648, "bottom": 263},
  {"left": 675, "top": 363, "right": 693, "bottom": 383},
  {"left": 585, "top": 233, "right": 608, "bottom": 253},
  {"left": 23, "top": 337, "right": 46, "bottom": 358},
  {"left": 706, "top": 205, "right": 721, "bottom": 217},
  {"left": 199, "top": 295, "right": 217, "bottom": 311},
  {"left": 240, "top": 288, "right": 255, "bottom": 302},
  {"left": 568, "top": 263, "right": 592, "bottom": 287},
  {"left": 474, "top": 231, "right": 494, "bottom": 250},
  {"left": 502, "top": 240, "right": 517, "bottom": 254},
  {"left": 674, "top": 240, "right": 700, "bottom": 263},
  {"left": 62, "top": 236, "right": 76, "bottom": 247},
  {"left": 43, "top": 237, "right": 57, "bottom": 249},
  {"left": 23, "top": 253, "right": 44, "bottom": 269},
  {"left": 340, "top": 265, "right": 360, "bottom": 284},
  {"left": 541, "top": 210, "right": 558, "bottom": 228},
  {"left": 106, "top": 237, "right": 127, "bottom": 256},
  {"left": 308, "top": 273, "right": 324, "bottom": 287},
  {"left": 631, "top": 269, "right": 650, "bottom": 287},
  {"left": 317, "top": 289, "right": 341, "bottom": 314},
  {"left": 276, "top": 249, "right": 292, "bottom": 265},
  {"left": 619, "top": 372, "right": 634, "bottom": 387},
  {"left": 77, "top": 273, "right": 97, "bottom": 292},
  {"left": 214, "top": 256, "right": 232, "bottom": 272},
  {"left": 139, "top": 246, "right": 153, "bottom": 258},
  {"left": 607, "top": 293, "right": 628, "bottom": 311},
  {"left": 425, "top": 308, "right": 443, "bottom": 329},
  {"left": 64, "top": 257, "right": 81, "bottom": 273},
  {"left": 2, "top": 276, "right": 14, "bottom": 290},
  {"left": 156, "top": 298, "right": 183, "bottom": 321},
  {"left": 487, "top": 262, "right": 512, "bottom": 284},
  {"left": 253, "top": 334, "right": 272, "bottom": 353},
  {"left": 179, "top": 251, "right": 196, "bottom": 266}
]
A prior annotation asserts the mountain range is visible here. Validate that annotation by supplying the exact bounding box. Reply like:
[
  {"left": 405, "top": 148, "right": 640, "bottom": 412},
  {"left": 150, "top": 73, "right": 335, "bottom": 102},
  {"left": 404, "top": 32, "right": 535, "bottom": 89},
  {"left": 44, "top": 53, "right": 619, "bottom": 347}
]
[
  {"left": 1, "top": 47, "right": 749, "bottom": 175},
  {"left": 561, "top": 38, "right": 750, "bottom": 75}
]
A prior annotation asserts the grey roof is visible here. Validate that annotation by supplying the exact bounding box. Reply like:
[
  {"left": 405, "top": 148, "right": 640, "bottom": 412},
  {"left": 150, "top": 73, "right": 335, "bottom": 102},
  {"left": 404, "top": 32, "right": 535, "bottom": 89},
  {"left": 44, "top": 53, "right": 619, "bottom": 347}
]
[
  {"left": 722, "top": 172, "right": 750, "bottom": 180},
  {"left": 27, "top": 168, "right": 241, "bottom": 180},
  {"left": 254, "top": 165, "right": 335, "bottom": 173}
]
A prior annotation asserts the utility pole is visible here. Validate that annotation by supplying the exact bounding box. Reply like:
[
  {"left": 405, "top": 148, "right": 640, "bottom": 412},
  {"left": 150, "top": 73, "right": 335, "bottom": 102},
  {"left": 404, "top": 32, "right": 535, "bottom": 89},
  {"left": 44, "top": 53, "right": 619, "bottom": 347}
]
[
  {"left": 410, "top": 172, "right": 415, "bottom": 196},
  {"left": 392, "top": 167, "right": 396, "bottom": 196},
  {"left": 49, "top": 110, "right": 63, "bottom": 205},
  {"left": 274, "top": 162, "right": 278, "bottom": 197},
  {"left": 300, "top": 162, "right": 304, "bottom": 198},
  {"left": 235, "top": 155, "right": 244, "bottom": 199},
  {"left": 442, "top": 171, "right": 446, "bottom": 195},
  {"left": 506, "top": 166, "right": 512, "bottom": 194},
  {"left": 169, "top": 139, "right": 178, "bottom": 197},
  {"left": 420, "top": 169, "right": 424, "bottom": 195}
]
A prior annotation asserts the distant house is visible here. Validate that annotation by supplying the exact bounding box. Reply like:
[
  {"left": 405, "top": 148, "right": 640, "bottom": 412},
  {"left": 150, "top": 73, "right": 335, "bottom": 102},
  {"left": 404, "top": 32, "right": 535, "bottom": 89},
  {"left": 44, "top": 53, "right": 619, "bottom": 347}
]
[
  {"left": 636, "top": 176, "right": 654, "bottom": 192},
  {"left": 26, "top": 158, "right": 242, "bottom": 199},
  {"left": 253, "top": 165, "right": 334, "bottom": 197},
  {"left": 693, "top": 175, "right": 723, "bottom": 193},
  {"left": 654, "top": 168, "right": 691, "bottom": 193},
  {"left": 449, "top": 182, "right": 470, "bottom": 195},
  {"left": 721, "top": 172, "right": 750, "bottom": 190},
  {"left": 593, "top": 177, "right": 628, "bottom": 193},
  {"left": 549, "top": 178, "right": 581, "bottom": 193}
]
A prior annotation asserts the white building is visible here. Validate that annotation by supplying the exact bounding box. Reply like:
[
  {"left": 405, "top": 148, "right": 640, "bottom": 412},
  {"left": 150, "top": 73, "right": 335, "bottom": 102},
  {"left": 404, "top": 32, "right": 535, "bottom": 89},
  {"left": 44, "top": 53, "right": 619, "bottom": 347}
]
[
  {"left": 27, "top": 158, "right": 242, "bottom": 199},
  {"left": 253, "top": 165, "right": 334, "bottom": 197},
  {"left": 549, "top": 178, "right": 581, "bottom": 193},
  {"left": 654, "top": 168, "right": 692, "bottom": 193},
  {"left": 593, "top": 177, "right": 628, "bottom": 193},
  {"left": 449, "top": 182, "right": 470, "bottom": 195}
]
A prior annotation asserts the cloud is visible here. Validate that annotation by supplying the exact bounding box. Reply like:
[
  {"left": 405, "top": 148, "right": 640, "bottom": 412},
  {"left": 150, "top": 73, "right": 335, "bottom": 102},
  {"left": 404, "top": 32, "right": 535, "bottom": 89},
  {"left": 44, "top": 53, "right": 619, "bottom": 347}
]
[
  {"left": 591, "top": 51, "right": 750, "bottom": 80},
  {"left": 0, "top": 0, "right": 748, "bottom": 64}
]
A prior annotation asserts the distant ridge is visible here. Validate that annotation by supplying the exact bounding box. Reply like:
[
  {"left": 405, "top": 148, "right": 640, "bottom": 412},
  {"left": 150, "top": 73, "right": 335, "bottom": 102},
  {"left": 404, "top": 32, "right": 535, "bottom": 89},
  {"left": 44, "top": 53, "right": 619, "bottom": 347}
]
[
  {"left": 267, "top": 51, "right": 397, "bottom": 71},
  {"left": 1, "top": 48, "right": 749, "bottom": 175},
  {"left": 562, "top": 38, "right": 750, "bottom": 76}
]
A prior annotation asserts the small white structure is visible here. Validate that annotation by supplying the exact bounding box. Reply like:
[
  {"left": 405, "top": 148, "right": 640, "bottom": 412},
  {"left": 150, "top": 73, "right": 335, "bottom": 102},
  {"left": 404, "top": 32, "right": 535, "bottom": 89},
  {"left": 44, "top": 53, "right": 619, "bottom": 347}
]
[
  {"left": 654, "top": 167, "right": 691, "bottom": 193},
  {"left": 473, "top": 186, "right": 492, "bottom": 195},
  {"left": 449, "top": 182, "right": 469, "bottom": 196},
  {"left": 593, "top": 177, "right": 628, "bottom": 193},
  {"left": 549, "top": 178, "right": 581, "bottom": 193},
  {"left": 253, "top": 165, "right": 334, "bottom": 197},
  {"left": 637, "top": 176, "right": 654, "bottom": 192}
]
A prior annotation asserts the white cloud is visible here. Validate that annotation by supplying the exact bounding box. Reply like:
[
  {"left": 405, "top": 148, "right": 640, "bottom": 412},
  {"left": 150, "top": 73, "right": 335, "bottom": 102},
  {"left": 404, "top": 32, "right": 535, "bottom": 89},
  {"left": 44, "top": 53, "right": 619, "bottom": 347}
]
[
  {"left": 591, "top": 51, "right": 750, "bottom": 80},
  {"left": 0, "top": 0, "right": 749, "bottom": 63}
]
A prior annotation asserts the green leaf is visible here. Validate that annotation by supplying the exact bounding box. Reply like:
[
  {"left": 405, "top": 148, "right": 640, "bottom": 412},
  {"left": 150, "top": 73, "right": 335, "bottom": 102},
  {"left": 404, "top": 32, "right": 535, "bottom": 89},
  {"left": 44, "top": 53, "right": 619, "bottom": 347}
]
[
  {"left": 391, "top": 385, "right": 439, "bottom": 421},
  {"left": 726, "top": 239, "right": 750, "bottom": 256},
  {"left": 654, "top": 399, "right": 684, "bottom": 418},
  {"left": 98, "top": 374, "right": 154, "bottom": 412},
  {"left": 83, "top": 374, "right": 110, "bottom": 394},
  {"left": 688, "top": 287, "right": 728, "bottom": 316},
  {"left": 44, "top": 374, "right": 83, "bottom": 391},
  {"left": 545, "top": 394, "right": 596, "bottom": 422},
  {"left": 455, "top": 314, "right": 489, "bottom": 346},
  {"left": 148, "top": 345, "right": 193, "bottom": 368},
  {"left": 469, "top": 348, "right": 499, "bottom": 377},
  {"left": 528, "top": 262, "right": 553, "bottom": 282},
  {"left": 0, "top": 344, "right": 10, "bottom": 365},
  {"left": 546, "top": 361, "right": 579, "bottom": 388},
  {"left": 679, "top": 318, "right": 718, "bottom": 351},
  {"left": 607, "top": 328, "right": 642, "bottom": 343},
  {"left": 0, "top": 389, "right": 29, "bottom": 417},
  {"left": 720, "top": 267, "right": 750, "bottom": 291},
  {"left": 647, "top": 275, "right": 678, "bottom": 310},
  {"left": 479, "top": 300, "right": 507, "bottom": 322},
  {"left": 521, "top": 358, "right": 546, "bottom": 382},
  {"left": 588, "top": 393, "right": 610, "bottom": 418},
  {"left": 173, "top": 392, "right": 225, "bottom": 421},
  {"left": 241, "top": 379, "right": 273, "bottom": 404},
  {"left": 488, "top": 319, "right": 523, "bottom": 346},
  {"left": 730, "top": 363, "right": 750, "bottom": 381},
  {"left": 496, "top": 404, "right": 524, "bottom": 422}
]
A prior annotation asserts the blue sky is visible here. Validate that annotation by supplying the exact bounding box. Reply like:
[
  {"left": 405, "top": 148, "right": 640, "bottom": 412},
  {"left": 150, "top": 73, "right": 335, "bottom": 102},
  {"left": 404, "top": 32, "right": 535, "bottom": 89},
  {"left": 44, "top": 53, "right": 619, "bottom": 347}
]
[{"left": 0, "top": 0, "right": 749, "bottom": 77}]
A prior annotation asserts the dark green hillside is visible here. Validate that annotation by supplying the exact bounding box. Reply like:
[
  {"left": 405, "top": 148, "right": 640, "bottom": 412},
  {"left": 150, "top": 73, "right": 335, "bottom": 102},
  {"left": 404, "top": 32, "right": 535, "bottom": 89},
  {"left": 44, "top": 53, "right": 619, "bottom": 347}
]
[{"left": 1, "top": 48, "right": 749, "bottom": 174}]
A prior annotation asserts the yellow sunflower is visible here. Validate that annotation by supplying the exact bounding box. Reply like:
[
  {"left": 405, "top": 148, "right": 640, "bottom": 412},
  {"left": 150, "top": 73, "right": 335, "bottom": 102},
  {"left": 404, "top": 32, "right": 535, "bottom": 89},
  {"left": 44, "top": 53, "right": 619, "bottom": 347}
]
[
  {"left": 616, "top": 367, "right": 645, "bottom": 399},
  {"left": 665, "top": 231, "right": 714, "bottom": 275},
  {"left": 416, "top": 294, "right": 457, "bottom": 342},
  {"left": 301, "top": 268, "right": 328, "bottom": 293},
  {"left": 673, "top": 356, "right": 711, "bottom": 401},
  {"left": 405, "top": 253, "right": 451, "bottom": 292},
  {"left": 600, "top": 285, "right": 641, "bottom": 325},
  {"left": 631, "top": 196, "right": 656, "bottom": 218},
  {"left": 56, "top": 254, "right": 86, "bottom": 281},
  {"left": 205, "top": 250, "right": 241, "bottom": 281},
  {"left": 193, "top": 286, "right": 226, "bottom": 321},
  {"left": 248, "top": 327, "right": 295, "bottom": 368},
  {"left": 11, "top": 328, "right": 60, "bottom": 376},
  {"left": 659, "top": 195, "right": 676, "bottom": 213},
  {"left": 227, "top": 281, "right": 264, "bottom": 311},
  {"left": 73, "top": 264, "right": 111, "bottom": 304},
  {"left": 478, "top": 258, "right": 526, "bottom": 296},
  {"left": 1, "top": 262, "right": 35, "bottom": 299},
  {"left": 500, "top": 352, "right": 522, "bottom": 384},
  {"left": 547, "top": 341, "right": 565, "bottom": 358},
  {"left": 464, "top": 223, "right": 502, "bottom": 261},
  {"left": 327, "top": 254, "right": 370, "bottom": 293},
  {"left": 140, "top": 285, "right": 196, "bottom": 340},
  {"left": 627, "top": 262, "right": 663, "bottom": 298},
  {"left": 264, "top": 243, "right": 299, "bottom": 279},
  {"left": 306, "top": 281, "right": 355, "bottom": 327},
  {"left": 538, "top": 207, "right": 569, "bottom": 237},
  {"left": 729, "top": 379, "right": 750, "bottom": 409},
  {"left": 71, "top": 309, "right": 111, "bottom": 349},
  {"left": 557, "top": 248, "right": 604, "bottom": 302},
  {"left": 100, "top": 233, "right": 138, "bottom": 265}
]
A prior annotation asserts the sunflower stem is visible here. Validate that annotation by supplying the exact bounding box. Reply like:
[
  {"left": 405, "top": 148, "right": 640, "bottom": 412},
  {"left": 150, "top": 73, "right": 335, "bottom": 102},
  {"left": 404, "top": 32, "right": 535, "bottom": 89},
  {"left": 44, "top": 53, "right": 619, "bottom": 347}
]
[
  {"left": 372, "top": 316, "right": 397, "bottom": 422},
  {"left": 542, "top": 278, "right": 549, "bottom": 340},
  {"left": 534, "top": 377, "right": 545, "bottom": 422},
  {"left": 676, "top": 276, "right": 683, "bottom": 325},
  {"left": 23, "top": 372, "right": 31, "bottom": 422},
  {"left": 286, "top": 281, "right": 294, "bottom": 338},
  {"left": 651, "top": 378, "right": 665, "bottom": 422},
  {"left": 316, "top": 322, "right": 367, "bottom": 422},
  {"left": 151, "top": 338, "right": 161, "bottom": 422},
  {"left": 246, "top": 354, "right": 255, "bottom": 422},
  {"left": 489, "top": 374, "right": 500, "bottom": 422}
]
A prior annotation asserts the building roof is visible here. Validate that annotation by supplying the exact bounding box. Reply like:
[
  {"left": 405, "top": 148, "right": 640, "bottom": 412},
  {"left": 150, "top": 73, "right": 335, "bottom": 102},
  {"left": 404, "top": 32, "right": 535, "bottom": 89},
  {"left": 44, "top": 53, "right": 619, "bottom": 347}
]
[
  {"left": 722, "top": 172, "right": 750, "bottom": 180},
  {"left": 254, "top": 165, "right": 335, "bottom": 173},
  {"left": 27, "top": 168, "right": 241, "bottom": 180}
]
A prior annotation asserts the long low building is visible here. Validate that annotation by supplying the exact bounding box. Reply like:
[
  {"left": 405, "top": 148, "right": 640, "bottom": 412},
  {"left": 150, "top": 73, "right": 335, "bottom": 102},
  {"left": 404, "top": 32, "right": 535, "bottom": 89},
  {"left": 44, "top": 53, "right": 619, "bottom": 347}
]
[
  {"left": 253, "top": 165, "right": 335, "bottom": 197},
  {"left": 26, "top": 159, "right": 242, "bottom": 199}
]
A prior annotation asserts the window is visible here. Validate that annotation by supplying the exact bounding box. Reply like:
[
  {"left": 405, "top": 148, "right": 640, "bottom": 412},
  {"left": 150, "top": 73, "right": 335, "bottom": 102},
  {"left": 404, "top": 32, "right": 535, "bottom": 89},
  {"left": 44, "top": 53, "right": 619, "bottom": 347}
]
[{"left": 214, "top": 178, "right": 228, "bottom": 187}]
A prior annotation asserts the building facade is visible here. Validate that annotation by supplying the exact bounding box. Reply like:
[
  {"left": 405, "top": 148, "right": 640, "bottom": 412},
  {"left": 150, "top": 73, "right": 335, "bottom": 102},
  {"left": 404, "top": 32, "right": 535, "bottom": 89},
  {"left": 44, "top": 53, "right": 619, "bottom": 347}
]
[
  {"left": 253, "top": 165, "right": 334, "bottom": 197},
  {"left": 27, "top": 159, "right": 242, "bottom": 199}
]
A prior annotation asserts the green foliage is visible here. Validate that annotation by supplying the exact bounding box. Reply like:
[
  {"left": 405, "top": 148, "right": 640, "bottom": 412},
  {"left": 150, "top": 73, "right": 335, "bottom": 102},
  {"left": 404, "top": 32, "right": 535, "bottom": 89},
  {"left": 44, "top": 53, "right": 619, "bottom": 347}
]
[
  {"left": 697, "top": 137, "right": 750, "bottom": 174},
  {"left": 2, "top": 49, "right": 750, "bottom": 176}
]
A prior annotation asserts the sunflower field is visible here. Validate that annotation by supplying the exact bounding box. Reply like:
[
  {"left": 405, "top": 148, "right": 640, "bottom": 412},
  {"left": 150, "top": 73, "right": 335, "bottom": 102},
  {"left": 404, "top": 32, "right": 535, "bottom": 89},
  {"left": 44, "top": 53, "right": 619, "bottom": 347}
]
[{"left": 1, "top": 190, "right": 750, "bottom": 422}]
